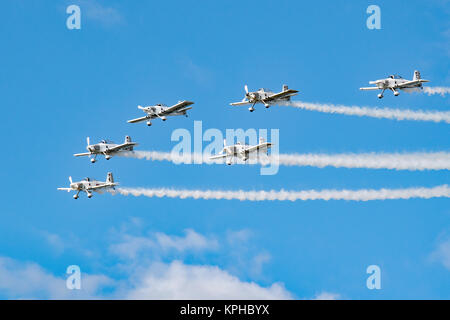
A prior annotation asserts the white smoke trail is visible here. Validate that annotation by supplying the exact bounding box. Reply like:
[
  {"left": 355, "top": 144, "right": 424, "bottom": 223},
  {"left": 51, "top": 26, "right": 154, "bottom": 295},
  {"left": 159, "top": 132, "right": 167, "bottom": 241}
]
[
  {"left": 275, "top": 152, "right": 450, "bottom": 171},
  {"left": 115, "top": 185, "right": 450, "bottom": 202},
  {"left": 283, "top": 101, "right": 450, "bottom": 124},
  {"left": 121, "top": 151, "right": 450, "bottom": 171},
  {"left": 423, "top": 87, "right": 450, "bottom": 96}
]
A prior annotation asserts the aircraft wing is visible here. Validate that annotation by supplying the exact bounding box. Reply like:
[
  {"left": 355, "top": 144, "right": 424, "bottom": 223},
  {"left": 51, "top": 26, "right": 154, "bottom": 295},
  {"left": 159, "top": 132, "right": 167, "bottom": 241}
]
[
  {"left": 160, "top": 101, "right": 194, "bottom": 115},
  {"left": 210, "top": 154, "right": 227, "bottom": 160},
  {"left": 359, "top": 87, "right": 380, "bottom": 91},
  {"left": 245, "top": 142, "right": 272, "bottom": 154},
  {"left": 57, "top": 187, "right": 72, "bottom": 192},
  {"left": 73, "top": 152, "right": 91, "bottom": 157},
  {"left": 265, "top": 89, "right": 298, "bottom": 101},
  {"left": 106, "top": 142, "right": 138, "bottom": 153},
  {"left": 88, "top": 183, "right": 117, "bottom": 191},
  {"left": 127, "top": 116, "right": 149, "bottom": 124},
  {"left": 396, "top": 79, "right": 429, "bottom": 88},
  {"left": 230, "top": 101, "right": 251, "bottom": 106}
]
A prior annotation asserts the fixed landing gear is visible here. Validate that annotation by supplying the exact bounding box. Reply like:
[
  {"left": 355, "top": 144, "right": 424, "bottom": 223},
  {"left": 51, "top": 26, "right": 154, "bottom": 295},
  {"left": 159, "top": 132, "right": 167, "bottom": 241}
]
[
  {"left": 147, "top": 121, "right": 152, "bottom": 126},
  {"left": 378, "top": 93, "right": 383, "bottom": 99},
  {"left": 90, "top": 158, "right": 96, "bottom": 163},
  {"left": 73, "top": 194, "right": 79, "bottom": 199}
]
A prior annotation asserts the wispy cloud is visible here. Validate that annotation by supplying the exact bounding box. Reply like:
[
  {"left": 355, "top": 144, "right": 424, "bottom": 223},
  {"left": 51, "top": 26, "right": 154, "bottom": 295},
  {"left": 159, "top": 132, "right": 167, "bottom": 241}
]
[
  {"left": 0, "top": 257, "right": 112, "bottom": 299},
  {"left": 177, "top": 57, "right": 214, "bottom": 87},
  {"left": 125, "top": 260, "right": 292, "bottom": 300},
  {"left": 431, "top": 238, "right": 450, "bottom": 270},
  {"left": 109, "top": 229, "right": 219, "bottom": 260},
  {"left": 313, "top": 292, "right": 341, "bottom": 300},
  {"left": 72, "top": 0, "right": 124, "bottom": 26}
]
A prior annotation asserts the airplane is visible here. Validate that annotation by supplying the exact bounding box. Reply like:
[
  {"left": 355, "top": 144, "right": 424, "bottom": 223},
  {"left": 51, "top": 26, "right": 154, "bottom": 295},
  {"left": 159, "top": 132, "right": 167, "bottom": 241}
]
[
  {"left": 230, "top": 84, "right": 298, "bottom": 112},
  {"left": 360, "top": 70, "right": 429, "bottom": 99},
  {"left": 209, "top": 138, "right": 273, "bottom": 165},
  {"left": 74, "top": 136, "right": 138, "bottom": 163},
  {"left": 127, "top": 100, "right": 194, "bottom": 126},
  {"left": 57, "top": 172, "right": 117, "bottom": 199}
]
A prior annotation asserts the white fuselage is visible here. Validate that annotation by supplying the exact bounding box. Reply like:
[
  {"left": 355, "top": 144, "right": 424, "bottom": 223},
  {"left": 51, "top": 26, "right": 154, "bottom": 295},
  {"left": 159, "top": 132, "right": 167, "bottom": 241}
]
[
  {"left": 87, "top": 141, "right": 132, "bottom": 155},
  {"left": 142, "top": 104, "right": 187, "bottom": 119},
  {"left": 371, "top": 78, "right": 423, "bottom": 90},
  {"left": 223, "top": 143, "right": 250, "bottom": 160}
]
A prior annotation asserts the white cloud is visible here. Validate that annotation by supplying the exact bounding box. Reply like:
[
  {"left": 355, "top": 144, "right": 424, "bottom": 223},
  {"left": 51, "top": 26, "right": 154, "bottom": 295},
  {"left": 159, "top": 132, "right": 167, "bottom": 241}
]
[
  {"left": 0, "top": 257, "right": 292, "bottom": 300},
  {"left": 313, "top": 292, "right": 341, "bottom": 300},
  {"left": 431, "top": 239, "right": 450, "bottom": 270},
  {"left": 0, "top": 229, "right": 301, "bottom": 299},
  {"left": 109, "top": 229, "right": 218, "bottom": 260},
  {"left": 109, "top": 234, "right": 155, "bottom": 260},
  {"left": 0, "top": 257, "right": 112, "bottom": 299},
  {"left": 41, "top": 231, "right": 65, "bottom": 254},
  {"left": 155, "top": 229, "right": 219, "bottom": 252},
  {"left": 227, "top": 229, "right": 252, "bottom": 245},
  {"left": 125, "top": 261, "right": 292, "bottom": 300},
  {"left": 251, "top": 252, "right": 271, "bottom": 277}
]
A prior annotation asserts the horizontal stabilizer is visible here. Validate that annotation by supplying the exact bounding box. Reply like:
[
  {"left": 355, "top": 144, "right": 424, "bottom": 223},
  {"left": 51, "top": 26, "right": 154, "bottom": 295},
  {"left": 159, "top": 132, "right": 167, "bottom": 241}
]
[{"left": 359, "top": 87, "right": 380, "bottom": 91}]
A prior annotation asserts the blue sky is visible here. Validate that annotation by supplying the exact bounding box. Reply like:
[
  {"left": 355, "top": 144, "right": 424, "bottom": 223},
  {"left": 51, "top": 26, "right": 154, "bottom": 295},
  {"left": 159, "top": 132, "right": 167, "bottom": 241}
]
[{"left": 0, "top": 0, "right": 449, "bottom": 299}]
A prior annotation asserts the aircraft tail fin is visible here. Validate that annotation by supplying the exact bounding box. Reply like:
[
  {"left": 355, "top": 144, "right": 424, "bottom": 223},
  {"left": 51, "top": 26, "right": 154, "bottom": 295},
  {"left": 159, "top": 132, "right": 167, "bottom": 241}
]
[
  {"left": 106, "top": 172, "right": 114, "bottom": 184},
  {"left": 125, "top": 135, "right": 132, "bottom": 143},
  {"left": 282, "top": 84, "right": 293, "bottom": 100},
  {"left": 259, "top": 137, "right": 265, "bottom": 144},
  {"left": 413, "top": 70, "right": 421, "bottom": 81}
]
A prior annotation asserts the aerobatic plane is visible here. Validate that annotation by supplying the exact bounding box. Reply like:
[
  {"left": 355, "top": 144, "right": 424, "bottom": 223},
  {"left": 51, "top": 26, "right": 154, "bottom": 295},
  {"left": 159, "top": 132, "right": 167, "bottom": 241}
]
[
  {"left": 57, "top": 173, "right": 117, "bottom": 199},
  {"left": 210, "top": 138, "right": 272, "bottom": 165},
  {"left": 127, "top": 100, "right": 194, "bottom": 126},
  {"left": 360, "top": 70, "right": 429, "bottom": 99},
  {"left": 230, "top": 84, "right": 298, "bottom": 112},
  {"left": 74, "top": 136, "right": 137, "bottom": 163}
]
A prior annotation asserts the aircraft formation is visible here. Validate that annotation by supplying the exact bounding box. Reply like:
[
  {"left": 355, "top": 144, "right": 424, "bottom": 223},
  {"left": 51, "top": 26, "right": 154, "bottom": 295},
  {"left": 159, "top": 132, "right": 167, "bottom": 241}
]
[{"left": 59, "top": 70, "right": 431, "bottom": 199}]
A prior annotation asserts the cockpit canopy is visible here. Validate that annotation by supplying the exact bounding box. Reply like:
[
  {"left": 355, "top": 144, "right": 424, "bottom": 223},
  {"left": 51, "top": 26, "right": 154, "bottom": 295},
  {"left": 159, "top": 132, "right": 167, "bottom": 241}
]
[
  {"left": 389, "top": 75, "right": 403, "bottom": 79},
  {"left": 100, "top": 139, "right": 114, "bottom": 144}
]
